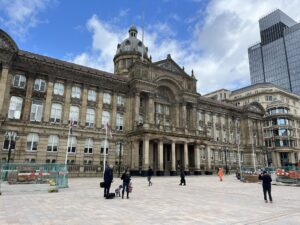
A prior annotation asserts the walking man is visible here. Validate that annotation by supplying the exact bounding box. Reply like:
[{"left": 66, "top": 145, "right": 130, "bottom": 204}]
[
  {"left": 260, "top": 171, "right": 273, "bottom": 203},
  {"left": 121, "top": 169, "right": 131, "bottom": 199},
  {"left": 148, "top": 166, "right": 153, "bottom": 186},
  {"left": 104, "top": 164, "right": 113, "bottom": 198}
]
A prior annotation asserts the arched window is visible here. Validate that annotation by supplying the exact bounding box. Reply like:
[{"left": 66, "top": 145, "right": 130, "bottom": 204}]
[
  {"left": 27, "top": 133, "right": 39, "bottom": 151},
  {"left": 8, "top": 96, "right": 23, "bottom": 119},
  {"left": 50, "top": 103, "right": 62, "bottom": 123},
  {"left": 84, "top": 138, "right": 93, "bottom": 154},
  {"left": 100, "top": 140, "right": 109, "bottom": 155},
  {"left": 68, "top": 137, "right": 77, "bottom": 153},
  {"left": 47, "top": 135, "right": 59, "bottom": 152},
  {"left": 34, "top": 79, "right": 46, "bottom": 92},
  {"left": 69, "top": 106, "right": 79, "bottom": 125},
  {"left": 101, "top": 111, "right": 110, "bottom": 127},
  {"left": 30, "top": 100, "right": 43, "bottom": 122},
  {"left": 86, "top": 108, "right": 95, "bottom": 127}
]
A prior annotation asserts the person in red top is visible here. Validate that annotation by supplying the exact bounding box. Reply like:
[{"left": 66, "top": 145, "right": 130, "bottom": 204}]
[{"left": 218, "top": 168, "right": 223, "bottom": 181}]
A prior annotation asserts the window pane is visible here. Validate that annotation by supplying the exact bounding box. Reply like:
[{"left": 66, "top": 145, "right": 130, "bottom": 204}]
[{"left": 8, "top": 96, "right": 23, "bottom": 119}]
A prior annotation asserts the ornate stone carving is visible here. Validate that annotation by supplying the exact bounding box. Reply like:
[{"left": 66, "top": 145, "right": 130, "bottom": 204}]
[{"left": 0, "top": 37, "right": 10, "bottom": 50}]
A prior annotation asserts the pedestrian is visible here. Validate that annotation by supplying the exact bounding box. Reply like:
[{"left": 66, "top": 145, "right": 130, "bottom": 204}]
[
  {"left": 179, "top": 169, "right": 186, "bottom": 185},
  {"left": 147, "top": 166, "right": 153, "bottom": 186},
  {"left": 103, "top": 164, "right": 113, "bottom": 199},
  {"left": 218, "top": 168, "right": 223, "bottom": 181},
  {"left": 121, "top": 169, "right": 131, "bottom": 199},
  {"left": 260, "top": 171, "right": 273, "bottom": 203}
]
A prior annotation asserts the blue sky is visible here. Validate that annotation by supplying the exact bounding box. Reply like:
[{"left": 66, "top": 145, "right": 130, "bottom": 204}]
[{"left": 1, "top": 0, "right": 300, "bottom": 94}]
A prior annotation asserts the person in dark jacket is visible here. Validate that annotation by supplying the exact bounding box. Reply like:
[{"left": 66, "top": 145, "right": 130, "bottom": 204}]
[
  {"left": 104, "top": 164, "right": 113, "bottom": 198},
  {"left": 179, "top": 169, "right": 186, "bottom": 186},
  {"left": 147, "top": 166, "right": 153, "bottom": 186},
  {"left": 260, "top": 171, "right": 273, "bottom": 203},
  {"left": 121, "top": 169, "right": 131, "bottom": 199}
]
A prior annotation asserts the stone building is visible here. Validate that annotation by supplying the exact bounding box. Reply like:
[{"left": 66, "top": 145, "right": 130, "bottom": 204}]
[
  {"left": 0, "top": 26, "right": 265, "bottom": 176},
  {"left": 205, "top": 83, "right": 300, "bottom": 167}
]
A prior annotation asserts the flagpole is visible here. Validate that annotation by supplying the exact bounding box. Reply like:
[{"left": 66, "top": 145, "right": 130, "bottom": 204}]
[{"left": 103, "top": 123, "right": 108, "bottom": 174}]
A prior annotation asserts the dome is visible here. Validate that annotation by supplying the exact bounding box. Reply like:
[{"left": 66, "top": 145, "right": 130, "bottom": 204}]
[{"left": 116, "top": 25, "right": 148, "bottom": 57}]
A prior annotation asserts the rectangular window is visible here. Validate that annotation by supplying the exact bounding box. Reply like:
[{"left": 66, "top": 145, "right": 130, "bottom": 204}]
[
  {"left": 8, "top": 96, "right": 23, "bottom": 119},
  {"left": 13, "top": 74, "right": 26, "bottom": 88},
  {"left": 30, "top": 100, "right": 43, "bottom": 122},
  {"left": 34, "top": 79, "right": 46, "bottom": 92},
  {"left": 103, "top": 93, "right": 111, "bottom": 104},
  {"left": 71, "top": 86, "right": 81, "bottom": 99},
  {"left": 53, "top": 83, "right": 64, "bottom": 96},
  {"left": 117, "top": 95, "right": 124, "bottom": 106},
  {"left": 88, "top": 89, "right": 96, "bottom": 102},
  {"left": 116, "top": 113, "right": 123, "bottom": 131}
]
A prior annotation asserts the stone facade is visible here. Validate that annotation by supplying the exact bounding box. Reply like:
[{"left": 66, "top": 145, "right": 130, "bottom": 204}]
[
  {"left": 0, "top": 27, "right": 265, "bottom": 176},
  {"left": 205, "top": 83, "right": 300, "bottom": 168}
]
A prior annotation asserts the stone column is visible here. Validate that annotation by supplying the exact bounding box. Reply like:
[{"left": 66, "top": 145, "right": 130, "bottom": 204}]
[
  {"left": 194, "top": 144, "right": 201, "bottom": 175},
  {"left": 111, "top": 92, "right": 117, "bottom": 129},
  {"left": 22, "top": 76, "right": 34, "bottom": 121},
  {"left": 80, "top": 85, "right": 88, "bottom": 126},
  {"left": 130, "top": 140, "right": 140, "bottom": 175},
  {"left": 96, "top": 90, "right": 103, "bottom": 128},
  {"left": 43, "top": 78, "right": 54, "bottom": 122},
  {"left": 0, "top": 64, "right": 11, "bottom": 118},
  {"left": 157, "top": 140, "right": 164, "bottom": 176},
  {"left": 206, "top": 146, "right": 211, "bottom": 170},
  {"left": 171, "top": 141, "right": 176, "bottom": 176},
  {"left": 62, "top": 81, "right": 72, "bottom": 124},
  {"left": 182, "top": 103, "right": 186, "bottom": 128},
  {"left": 134, "top": 92, "right": 140, "bottom": 125},
  {"left": 175, "top": 103, "right": 180, "bottom": 128},
  {"left": 290, "top": 152, "right": 295, "bottom": 164},
  {"left": 183, "top": 142, "right": 189, "bottom": 172},
  {"left": 148, "top": 93, "right": 155, "bottom": 124},
  {"left": 191, "top": 104, "right": 197, "bottom": 130},
  {"left": 142, "top": 136, "right": 149, "bottom": 176}
]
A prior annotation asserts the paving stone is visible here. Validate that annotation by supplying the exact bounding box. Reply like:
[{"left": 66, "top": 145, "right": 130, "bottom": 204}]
[{"left": 0, "top": 175, "right": 300, "bottom": 224}]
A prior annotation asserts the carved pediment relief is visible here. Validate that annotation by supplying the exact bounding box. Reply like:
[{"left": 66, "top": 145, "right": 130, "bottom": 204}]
[
  {"left": 0, "top": 29, "right": 18, "bottom": 52},
  {"left": 154, "top": 57, "right": 186, "bottom": 76},
  {"left": 0, "top": 37, "right": 10, "bottom": 50}
]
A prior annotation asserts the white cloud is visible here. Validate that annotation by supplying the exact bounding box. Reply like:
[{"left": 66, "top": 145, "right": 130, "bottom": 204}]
[
  {"left": 0, "top": 0, "right": 54, "bottom": 40},
  {"left": 71, "top": 0, "right": 300, "bottom": 94}
]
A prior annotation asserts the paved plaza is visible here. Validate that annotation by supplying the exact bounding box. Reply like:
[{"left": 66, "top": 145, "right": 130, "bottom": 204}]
[{"left": 0, "top": 175, "right": 300, "bottom": 225}]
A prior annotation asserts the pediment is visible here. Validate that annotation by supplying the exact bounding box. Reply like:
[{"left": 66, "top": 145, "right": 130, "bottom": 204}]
[
  {"left": 0, "top": 29, "right": 18, "bottom": 52},
  {"left": 154, "top": 57, "right": 187, "bottom": 76}
]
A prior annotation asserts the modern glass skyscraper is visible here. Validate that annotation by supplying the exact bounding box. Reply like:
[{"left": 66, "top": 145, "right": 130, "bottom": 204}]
[{"left": 249, "top": 9, "right": 300, "bottom": 95}]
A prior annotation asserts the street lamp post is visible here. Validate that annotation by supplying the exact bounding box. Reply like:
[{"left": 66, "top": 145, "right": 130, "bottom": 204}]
[
  {"left": 1, "top": 131, "right": 18, "bottom": 195},
  {"left": 5, "top": 131, "right": 18, "bottom": 163}
]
